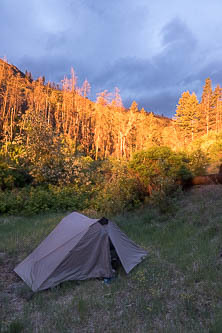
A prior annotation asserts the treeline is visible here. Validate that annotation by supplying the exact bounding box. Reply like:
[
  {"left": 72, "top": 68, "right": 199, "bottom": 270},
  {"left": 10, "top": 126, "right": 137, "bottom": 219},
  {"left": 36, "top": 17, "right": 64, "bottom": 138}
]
[{"left": 175, "top": 78, "right": 222, "bottom": 144}]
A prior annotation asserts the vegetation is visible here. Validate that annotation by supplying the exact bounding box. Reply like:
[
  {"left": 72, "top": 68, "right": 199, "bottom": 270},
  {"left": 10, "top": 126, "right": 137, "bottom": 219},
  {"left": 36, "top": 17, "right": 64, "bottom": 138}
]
[
  {"left": 0, "top": 59, "right": 172, "bottom": 161},
  {"left": 0, "top": 145, "right": 212, "bottom": 216},
  {"left": 1, "top": 58, "right": 222, "bottom": 215},
  {"left": 1, "top": 58, "right": 221, "bottom": 164},
  {"left": 174, "top": 78, "right": 222, "bottom": 145},
  {"left": 1, "top": 186, "right": 222, "bottom": 332},
  {"left": 1, "top": 58, "right": 222, "bottom": 331}
]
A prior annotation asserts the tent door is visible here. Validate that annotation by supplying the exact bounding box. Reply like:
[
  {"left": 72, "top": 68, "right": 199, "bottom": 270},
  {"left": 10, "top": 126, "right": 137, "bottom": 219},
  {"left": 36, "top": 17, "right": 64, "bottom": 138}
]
[{"left": 109, "top": 239, "right": 121, "bottom": 272}]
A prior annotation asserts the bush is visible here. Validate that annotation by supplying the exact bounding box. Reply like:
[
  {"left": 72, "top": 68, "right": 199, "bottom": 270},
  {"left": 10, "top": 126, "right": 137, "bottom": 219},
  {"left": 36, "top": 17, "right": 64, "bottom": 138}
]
[
  {"left": 0, "top": 159, "right": 144, "bottom": 216},
  {"left": 187, "top": 149, "right": 209, "bottom": 175},
  {"left": 91, "top": 161, "right": 142, "bottom": 216},
  {"left": 0, "top": 160, "right": 31, "bottom": 190},
  {"left": 0, "top": 185, "right": 90, "bottom": 215},
  {"left": 1, "top": 147, "right": 208, "bottom": 217},
  {"left": 129, "top": 146, "right": 192, "bottom": 195}
]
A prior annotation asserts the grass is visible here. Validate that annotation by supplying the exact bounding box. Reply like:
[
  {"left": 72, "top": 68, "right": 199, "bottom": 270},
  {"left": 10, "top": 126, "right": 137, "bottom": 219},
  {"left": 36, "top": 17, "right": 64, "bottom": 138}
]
[{"left": 1, "top": 185, "right": 222, "bottom": 332}]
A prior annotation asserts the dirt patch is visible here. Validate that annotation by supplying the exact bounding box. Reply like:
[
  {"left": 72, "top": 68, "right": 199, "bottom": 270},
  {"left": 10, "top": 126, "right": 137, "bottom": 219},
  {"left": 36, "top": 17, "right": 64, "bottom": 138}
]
[
  {"left": 0, "top": 256, "right": 27, "bottom": 326},
  {"left": 1, "top": 257, "right": 20, "bottom": 288}
]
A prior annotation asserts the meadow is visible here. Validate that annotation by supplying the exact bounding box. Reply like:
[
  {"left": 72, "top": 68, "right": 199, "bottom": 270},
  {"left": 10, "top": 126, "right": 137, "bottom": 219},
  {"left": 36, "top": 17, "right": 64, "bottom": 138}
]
[{"left": 1, "top": 185, "right": 222, "bottom": 332}]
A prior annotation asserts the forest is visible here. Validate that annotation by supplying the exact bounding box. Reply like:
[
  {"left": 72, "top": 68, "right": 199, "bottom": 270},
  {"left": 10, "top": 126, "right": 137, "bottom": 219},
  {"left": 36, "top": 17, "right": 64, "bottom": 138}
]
[{"left": 1, "top": 58, "right": 222, "bottom": 215}]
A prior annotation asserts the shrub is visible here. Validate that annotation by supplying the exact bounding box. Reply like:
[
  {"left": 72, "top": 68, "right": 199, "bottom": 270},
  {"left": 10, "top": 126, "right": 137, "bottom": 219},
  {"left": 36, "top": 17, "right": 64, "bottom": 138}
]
[
  {"left": 187, "top": 149, "right": 209, "bottom": 175},
  {"left": 92, "top": 160, "right": 142, "bottom": 216},
  {"left": 129, "top": 146, "right": 191, "bottom": 195},
  {"left": 0, "top": 160, "right": 31, "bottom": 190},
  {"left": 0, "top": 185, "right": 90, "bottom": 215}
]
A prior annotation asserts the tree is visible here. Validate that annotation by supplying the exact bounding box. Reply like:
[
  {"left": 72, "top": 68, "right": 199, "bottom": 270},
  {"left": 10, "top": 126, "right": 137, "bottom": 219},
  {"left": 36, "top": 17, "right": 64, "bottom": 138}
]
[
  {"left": 94, "top": 90, "right": 112, "bottom": 159},
  {"left": 110, "top": 87, "right": 123, "bottom": 108},
  {"left": 212, "top": 84, "right": 222, "bottom": 132},
  {"left": 200, "top": 78, "right": 214, "bottom": 135},
  {"left": 175, "top": 91, "right": 200, "bottom": 143}
]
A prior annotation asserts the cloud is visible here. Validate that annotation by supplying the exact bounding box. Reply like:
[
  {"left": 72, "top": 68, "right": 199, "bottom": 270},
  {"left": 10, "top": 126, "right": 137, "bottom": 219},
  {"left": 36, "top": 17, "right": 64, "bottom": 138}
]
[
  {"left": 161, "top": 18, "right": 196, "bottom": 47},
  {"left": 9, "top": 15, "right": 209, "bottom": 117},
  {"left": 88, "top": 18, "right": 199, "bottom": 116},
  {"left": 17, "top": 54, "right": 92, "bottom": 86},
  {"left": 1, "top": 1, "right": 222, "bottom": 117},
  {"left": 136, "top": 92, "right": 179, "bottom": 117}
]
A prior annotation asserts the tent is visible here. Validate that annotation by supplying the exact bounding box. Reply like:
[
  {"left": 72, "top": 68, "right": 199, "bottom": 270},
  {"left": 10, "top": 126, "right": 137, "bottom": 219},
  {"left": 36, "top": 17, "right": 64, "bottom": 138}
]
[{"left": 14, "top": 212, "right": 147, "bottom": 292}]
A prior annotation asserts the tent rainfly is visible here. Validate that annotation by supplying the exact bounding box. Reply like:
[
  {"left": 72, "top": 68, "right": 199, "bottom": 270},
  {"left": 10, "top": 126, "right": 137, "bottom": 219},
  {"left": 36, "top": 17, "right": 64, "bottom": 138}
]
[{"left": 14, "top": 212, "right": 148, "bottom": 292}]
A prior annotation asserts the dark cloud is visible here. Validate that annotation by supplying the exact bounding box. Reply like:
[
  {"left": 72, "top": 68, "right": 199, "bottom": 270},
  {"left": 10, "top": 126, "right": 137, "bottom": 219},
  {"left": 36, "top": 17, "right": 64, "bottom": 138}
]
[
  {"left": 89, "top": 19, "right": 199, "bottom": 117},
  {"left": 177, "top": 59, "right": 222, "bottom": 103},
  {"left": 161, "top": 18, "right": 196, "bottom": 47},
  {"left": 15, "top": 17, "right": 204, "bottom": 118},
  {"left": 199, "top": 63, "right": 222, "bottom": 86},
  {"left": 184, "top": 60, "right": 222, "bottom": 84},
  {"left": 17, "top": 55, "right": 92, "bottom": 87},
  {"left": 135, "top": 92, "right": 179, "bottom": 118}
]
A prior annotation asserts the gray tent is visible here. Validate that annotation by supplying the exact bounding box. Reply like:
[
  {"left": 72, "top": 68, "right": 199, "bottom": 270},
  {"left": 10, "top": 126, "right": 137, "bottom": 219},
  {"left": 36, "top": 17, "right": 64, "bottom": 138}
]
[{"left": 14, "top": 212, "right": 147, "bottom": 292}]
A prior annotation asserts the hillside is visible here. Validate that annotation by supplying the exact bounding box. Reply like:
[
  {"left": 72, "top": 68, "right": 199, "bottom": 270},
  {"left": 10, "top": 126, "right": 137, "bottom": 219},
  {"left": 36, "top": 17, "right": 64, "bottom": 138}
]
[
  {"left": 0, "top": 59, "right": 28, "bottom": 80},
  {"left": 1, "top": 59, "right": 222, "bottom": 160},
  {"left": 0, "top": 59, "right": 176, "bottom": 160}
]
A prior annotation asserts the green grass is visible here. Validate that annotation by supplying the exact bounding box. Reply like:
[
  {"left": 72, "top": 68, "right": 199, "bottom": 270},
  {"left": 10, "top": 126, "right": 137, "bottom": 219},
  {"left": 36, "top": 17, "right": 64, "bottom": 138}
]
[
  {"left": 0, "top": 213, "right": 66, "bottom": 259},
  {"left": 1, "top": 185, "right": 222, "bottom": 332}
]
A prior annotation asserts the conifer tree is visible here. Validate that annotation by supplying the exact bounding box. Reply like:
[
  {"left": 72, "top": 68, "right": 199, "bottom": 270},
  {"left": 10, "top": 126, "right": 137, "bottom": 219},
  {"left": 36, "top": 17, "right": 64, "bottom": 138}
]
[
  {"left": 200, "top": 78, "right": 214, "bottom": 135},
  {"left": 212, "top": 84, "right": 222, "bottom": 132},
  {"left": 175, "top": 91, "right": 200, "bottom": 143}
]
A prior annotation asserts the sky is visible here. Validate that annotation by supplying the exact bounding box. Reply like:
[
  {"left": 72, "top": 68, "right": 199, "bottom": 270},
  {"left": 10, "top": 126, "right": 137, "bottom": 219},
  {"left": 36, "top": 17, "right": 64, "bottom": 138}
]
[{"left": 1, "top": 0, "right": 222, "bottom": 118}]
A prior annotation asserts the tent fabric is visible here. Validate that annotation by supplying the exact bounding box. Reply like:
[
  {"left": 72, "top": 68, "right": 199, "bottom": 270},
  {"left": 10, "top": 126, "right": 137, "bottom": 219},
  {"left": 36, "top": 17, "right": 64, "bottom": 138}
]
[
  {"left": 106, "top": 222, "right": 147, "bottom": 274},
  {"left": 14, "top": 212, "right": 98, "bottom": 291},
  {"left": 40, "top": 223, "right": 112, "bottom": 290},
  {"left": 14, "top": 212, "right": 147, "bottom": 292}
]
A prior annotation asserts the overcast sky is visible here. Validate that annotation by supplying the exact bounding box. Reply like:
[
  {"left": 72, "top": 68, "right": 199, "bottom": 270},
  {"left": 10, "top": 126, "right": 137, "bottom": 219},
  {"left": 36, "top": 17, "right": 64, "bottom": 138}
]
[{"left": 1, "top": 0, "right": 222, "bottom": 117}]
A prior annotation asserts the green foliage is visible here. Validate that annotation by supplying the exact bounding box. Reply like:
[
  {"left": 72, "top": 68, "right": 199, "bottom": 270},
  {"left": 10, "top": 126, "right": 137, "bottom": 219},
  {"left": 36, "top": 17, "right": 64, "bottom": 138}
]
[
  {"left": 187, "top": 149, "right": 209, "bottom": 175},
  {"left": 129, "top": 146, "right": 191, "bottom": 194},
  {"left": 175, "top": 90, "right": 200, "bottom": 141},
  {"left": 93, "top": 161, "right": 142, "bottom": 216},
  {"left": 0, "top": 158, "right": 145, "bottom": 216},
  {"left": 0, "top": 139, "right": 27, "bottom": 164},
  {"left": 24, "top": 123, "right": 65, "bottom": 185},
  {"left": 1, "top": 146, "right": 210, "bottom": 216},
  {"left": 207, "top": 133, "right": 222, "bottom": 165},
  {"left": 0, "top": 141, "right": 212, "bottom": 217},
  {"left": 59, "top": 155, "right": 97, "bottom": 188},
  {"left": 0, "top": 185, "right": 89, "bottom": 215},
  {"left": 0, "top": 159, "right": 30, "bottom": 190}
]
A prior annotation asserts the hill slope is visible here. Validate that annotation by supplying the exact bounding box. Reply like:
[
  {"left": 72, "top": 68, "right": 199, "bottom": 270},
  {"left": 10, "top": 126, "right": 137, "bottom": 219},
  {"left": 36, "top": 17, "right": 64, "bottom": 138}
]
[{"left": 0, "top": 59, "right": 176, "bottom": 159}]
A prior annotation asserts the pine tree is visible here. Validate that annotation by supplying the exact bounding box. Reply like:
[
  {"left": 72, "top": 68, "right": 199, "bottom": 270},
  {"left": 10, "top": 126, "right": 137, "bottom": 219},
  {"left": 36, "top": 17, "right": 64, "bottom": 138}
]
[
  {"left": 212, "top": 84, "right": 222, "bottom": 132},
  {"left": 175, "top": 91, "right": 200, "bottom": 143},
  {"left": 200, "top": 78, "right": 214, "bottom": 135}
]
